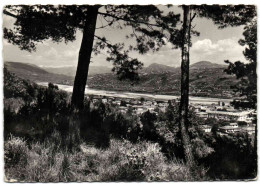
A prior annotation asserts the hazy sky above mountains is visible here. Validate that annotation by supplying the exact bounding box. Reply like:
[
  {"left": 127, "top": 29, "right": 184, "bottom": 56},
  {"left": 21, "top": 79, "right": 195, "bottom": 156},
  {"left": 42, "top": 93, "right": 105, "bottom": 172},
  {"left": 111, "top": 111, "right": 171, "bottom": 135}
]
[{"left": 3, "top": 5, "right": 247, "bottom": 68}]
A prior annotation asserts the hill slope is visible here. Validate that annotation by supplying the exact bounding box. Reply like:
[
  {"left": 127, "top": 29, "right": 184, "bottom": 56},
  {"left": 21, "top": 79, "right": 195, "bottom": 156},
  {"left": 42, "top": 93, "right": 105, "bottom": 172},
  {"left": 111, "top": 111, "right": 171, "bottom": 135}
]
[
  {"left": 190, "top": 61, "right": 227, "bottom": 69},
  {"left": 43, "top": 65, "right": 112, "bottom": 76},
  {"left": 4, "top": 62, "right": 74, "bottom": 85},
  {"left": 5, "top": 62, "right": 49, "bottom": 74},
  {"left": 141, "top": 63, "right": 177, "bottom": 74}
]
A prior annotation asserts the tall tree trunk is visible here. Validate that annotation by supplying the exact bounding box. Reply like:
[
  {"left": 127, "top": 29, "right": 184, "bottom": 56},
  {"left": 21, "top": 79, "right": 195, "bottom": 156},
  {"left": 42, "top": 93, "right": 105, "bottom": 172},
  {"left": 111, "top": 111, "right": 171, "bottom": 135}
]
[
  {"left": 179, "top": 5, "right": 196, "bottom": 169},
  {"left": 68, "top": 6, "right": 99, "bottom": 150},
  {"left": 71, "top": 6, "right": 99, "bottom": 109}
]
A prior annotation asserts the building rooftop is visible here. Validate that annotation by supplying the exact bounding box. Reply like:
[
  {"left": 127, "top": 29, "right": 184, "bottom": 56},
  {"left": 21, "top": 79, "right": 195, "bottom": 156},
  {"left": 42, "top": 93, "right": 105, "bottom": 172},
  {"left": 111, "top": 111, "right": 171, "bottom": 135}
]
[
  {"left": 196, "top": 112, "right": 208, "bottom": 115},
  {"left": 241, "top": 126, "right": 255, "bottom": 131},
  {"left": 207, "top": 110, "right": 253, "bottom": 116},
  {"left": 219, "top": 126, "right": 240, "bottom": 130},
  {"left": 198, "top": 125, "right": 211, "bottom": 129}
]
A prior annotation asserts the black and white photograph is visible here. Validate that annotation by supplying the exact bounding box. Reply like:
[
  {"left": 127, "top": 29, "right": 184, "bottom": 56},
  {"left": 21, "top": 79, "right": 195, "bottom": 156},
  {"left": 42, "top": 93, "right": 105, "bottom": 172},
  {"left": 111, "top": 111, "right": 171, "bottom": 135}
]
[{"left": 1, "top": 0, "right": 258, "bottom": 182}]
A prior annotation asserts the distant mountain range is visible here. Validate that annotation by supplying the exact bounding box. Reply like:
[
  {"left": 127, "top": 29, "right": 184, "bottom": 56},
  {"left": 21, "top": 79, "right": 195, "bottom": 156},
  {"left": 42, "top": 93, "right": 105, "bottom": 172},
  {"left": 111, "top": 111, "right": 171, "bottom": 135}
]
[
  {"left": 86, "top": 61, "right": 236, "bottom": 98},
  {"left": 41, "top": 61, "right": 227, "bottom": 76},
  {"left": 43, "top": 65, "right": 112, "bottom": 76},
  {"left": 4, "top": 61, "right": 237, "bottom": 98},
  {"left": 140, "top": 61, "right": 227, "bottom": 74}
]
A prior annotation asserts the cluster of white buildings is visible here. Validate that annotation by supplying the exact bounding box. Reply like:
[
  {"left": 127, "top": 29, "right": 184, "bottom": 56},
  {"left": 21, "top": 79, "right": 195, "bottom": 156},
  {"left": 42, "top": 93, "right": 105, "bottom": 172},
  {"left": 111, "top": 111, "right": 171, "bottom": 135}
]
[
  {"left": 198, "top": 122, "right": 256, "bottom": 135},
  {"left": 217, "top": 125, "right": 255, "bottom": 135},
  {"left": 91, "top": 95, "right": 170, "bottom": 115},
  {"left": 117, "top": 99, "right": 169, "bottom": 115},
  {"left": 194, "top": 102, "right": 256, "bottom": 135},
  {"left": 193, "top": 102, "right": 255, "bottom": 124}
]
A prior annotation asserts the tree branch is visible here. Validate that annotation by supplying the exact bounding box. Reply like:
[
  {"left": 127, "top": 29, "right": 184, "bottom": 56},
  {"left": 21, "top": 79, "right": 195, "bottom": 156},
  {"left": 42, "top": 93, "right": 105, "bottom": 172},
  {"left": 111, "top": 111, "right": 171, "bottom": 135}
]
[
  {"left": 3, "top": 10, "right": 18, "bottom": 19},
  {"left": 97, "top": 12, "right": 162, "bottom": 28},
  {"left": 191, "top": 13, "right": 197, "bottom": 22},
  {"left": 94, "top": 35, "right": 114, "bottom": 49},
  {"left": 96, "top": 14, "right": 116, "bottom": 29},
  {"left": 94, "top": 35, "right": 136, "bottom": 60},
  {"left": 96, "top": 23, "right": 113, "bottom": 29}
]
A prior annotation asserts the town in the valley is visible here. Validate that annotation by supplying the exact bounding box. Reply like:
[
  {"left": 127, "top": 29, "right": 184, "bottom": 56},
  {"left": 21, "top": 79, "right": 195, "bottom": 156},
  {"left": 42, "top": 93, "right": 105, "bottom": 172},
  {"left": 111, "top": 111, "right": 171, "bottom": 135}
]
[{"left": 90, "top": 94, "right": 256, "bottom": 136}]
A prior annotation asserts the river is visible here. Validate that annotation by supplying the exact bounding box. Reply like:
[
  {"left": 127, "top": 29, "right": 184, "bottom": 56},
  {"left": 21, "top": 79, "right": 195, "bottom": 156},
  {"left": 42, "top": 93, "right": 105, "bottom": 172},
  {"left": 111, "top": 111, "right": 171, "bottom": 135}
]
[{"left": 37, "top": 82, "right": 232, "bottom": 105}]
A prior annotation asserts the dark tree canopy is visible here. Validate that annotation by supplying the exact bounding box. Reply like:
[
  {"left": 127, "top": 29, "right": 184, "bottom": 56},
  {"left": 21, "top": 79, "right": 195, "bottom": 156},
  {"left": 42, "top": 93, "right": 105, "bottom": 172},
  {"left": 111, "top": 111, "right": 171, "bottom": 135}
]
[{"left": 192, "top": 5, "right": 256, "bottom": 28}]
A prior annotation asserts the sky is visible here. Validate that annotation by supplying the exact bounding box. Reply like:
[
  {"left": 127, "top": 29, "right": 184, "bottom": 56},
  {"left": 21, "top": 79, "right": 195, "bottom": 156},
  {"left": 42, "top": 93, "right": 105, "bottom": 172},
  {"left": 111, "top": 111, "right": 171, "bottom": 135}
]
[{"left": 2, "top": 5, "right": 247, "bottom": 68}]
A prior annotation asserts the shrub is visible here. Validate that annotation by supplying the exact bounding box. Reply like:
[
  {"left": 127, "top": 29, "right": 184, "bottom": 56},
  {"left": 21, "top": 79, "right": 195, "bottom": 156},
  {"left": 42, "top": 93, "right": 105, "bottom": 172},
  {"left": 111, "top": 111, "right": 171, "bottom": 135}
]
[
  {"left": 4, "top": 134, "right": 194, "bottom": 182},
  {"left": 4, "top": 135, "right": 28, "bottom": 181},
  {"left": 206, "top": 133, "right": 257, "bottom": 180},
  {"left": 4, "top": 135, "right": 28, "bottom": 168},
  {"left": 95, "top": 139, "right": 193, "bottom": 181}
]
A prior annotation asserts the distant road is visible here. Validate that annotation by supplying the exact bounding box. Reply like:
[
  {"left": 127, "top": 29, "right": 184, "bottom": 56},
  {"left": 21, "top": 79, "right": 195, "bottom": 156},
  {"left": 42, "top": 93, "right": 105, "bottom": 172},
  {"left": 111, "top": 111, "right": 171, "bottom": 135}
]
[{"left": 37, "top": 82, "right": 232, "bottom": 105}]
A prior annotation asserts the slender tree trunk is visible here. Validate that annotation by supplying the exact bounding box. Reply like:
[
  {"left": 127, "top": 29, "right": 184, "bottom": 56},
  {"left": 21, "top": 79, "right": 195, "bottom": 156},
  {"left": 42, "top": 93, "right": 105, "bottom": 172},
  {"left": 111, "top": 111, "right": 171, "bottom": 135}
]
[
  {"left": 71, "top": 6, "right": 99, "bottom": 109},
  {"left": 179, "top": 5, "right": 196, "bottom": 169}
]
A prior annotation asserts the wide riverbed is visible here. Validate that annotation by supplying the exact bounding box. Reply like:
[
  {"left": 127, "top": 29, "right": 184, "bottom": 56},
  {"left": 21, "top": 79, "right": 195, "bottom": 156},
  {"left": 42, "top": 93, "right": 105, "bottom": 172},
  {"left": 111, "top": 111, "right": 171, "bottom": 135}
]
[{"left": 38, "top": 82, "right": 232, "bottom": 105}]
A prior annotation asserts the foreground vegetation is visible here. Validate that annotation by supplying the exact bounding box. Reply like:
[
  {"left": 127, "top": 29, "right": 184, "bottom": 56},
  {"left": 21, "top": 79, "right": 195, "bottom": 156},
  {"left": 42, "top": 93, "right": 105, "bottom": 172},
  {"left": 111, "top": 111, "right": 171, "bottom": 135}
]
[
  {"left": 4, "top": 69, "right": 257, "bottom": 181},
  {"left": 5, "top": 134, "right": 195, "bottom": 182}
]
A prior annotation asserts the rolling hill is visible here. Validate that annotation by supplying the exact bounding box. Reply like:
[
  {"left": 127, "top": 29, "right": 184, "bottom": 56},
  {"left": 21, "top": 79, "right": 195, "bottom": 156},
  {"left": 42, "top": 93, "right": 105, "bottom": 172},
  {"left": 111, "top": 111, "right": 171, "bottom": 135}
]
[
  {"left": 190, "top": 61, "right": 227, "bottom": 69},
  {"left": 43, "top": 65, "right": 112, "bottom": 76},
  {"left": 4, "top": 62, "right": 74, "bottom": 85},
  {"left": 140, "top": 63, "right": 177, "bottom": 74},
  {"left": 4, "top": 61, "right": 238, "bottom": 98}
]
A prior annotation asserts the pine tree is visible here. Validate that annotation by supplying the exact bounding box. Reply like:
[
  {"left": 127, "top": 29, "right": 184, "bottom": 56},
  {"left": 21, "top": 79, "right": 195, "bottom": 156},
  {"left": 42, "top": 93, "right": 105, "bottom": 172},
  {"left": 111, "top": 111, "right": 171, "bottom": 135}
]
[{"left": 175, "top": 5, "right": 256, "bottom": 170}]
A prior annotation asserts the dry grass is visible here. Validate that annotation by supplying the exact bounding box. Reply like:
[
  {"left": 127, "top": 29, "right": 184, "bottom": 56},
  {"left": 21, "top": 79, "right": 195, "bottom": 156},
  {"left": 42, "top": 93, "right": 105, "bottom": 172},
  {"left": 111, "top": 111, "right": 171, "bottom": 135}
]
[{"left": 4, "top": 131, "right": 194, "bottom": 182}]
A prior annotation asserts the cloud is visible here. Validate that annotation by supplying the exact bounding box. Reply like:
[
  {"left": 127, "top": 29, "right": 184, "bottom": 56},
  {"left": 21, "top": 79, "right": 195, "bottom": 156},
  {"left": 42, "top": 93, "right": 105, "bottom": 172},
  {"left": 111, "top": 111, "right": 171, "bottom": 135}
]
[
  {"left": 89, "top": 40, "right": 182, "bottom": 68},
  {"left": 44, "top": 47, "right": 59, "bottom": 60},
  {"left": 190, "top": 38, "right": 246, "bottom": 64},
  {"left": 62, "top": 50, "right": 78, "bottom": 60},
  {"left": 192, "top": 39, "right": 218, "bottom": 53},
  {"left": 41, "top": 40, "right": 51, "bottom": 46},
  {"left": 42, "top": 47, "right": 77, "bottom": 61},
  {"left": 192, "top": 38, "right": 242, "bottom": 53},
  {"left": 131, "top": 43, "right": 181, "bottom": 67},
  {"left": 131, "top": 38, "right": 246, "bottom": 67},
  {"left": 2, "top": 35, "right": 246, "bottom": 69}
]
